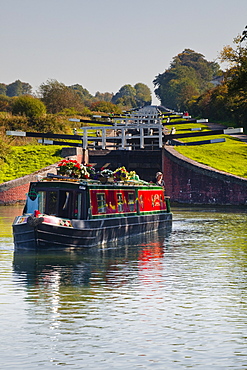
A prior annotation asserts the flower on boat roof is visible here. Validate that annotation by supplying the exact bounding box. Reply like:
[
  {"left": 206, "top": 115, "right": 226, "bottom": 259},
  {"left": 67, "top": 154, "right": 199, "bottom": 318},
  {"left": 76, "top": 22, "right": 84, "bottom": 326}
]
[
  {"left": 112, "top": 167, "right": 141, "bottom": 182},
  {"left": 80, "top": 164, "right": 90, "bottom": 179},
  {"left": 85, "top": 163, "right": 96, "bottom": 176},
  {"left": 57, "top": 159, "right": 89, "bottom": 179},
  {"left": 113, "top": 166, "right": 129, "bottom": 181},
  {"left": 128, "top": 171, "right": 140, "bottom": 181},
  {"left": 57, "top": 161, "right": 142, "bottom": 182}
]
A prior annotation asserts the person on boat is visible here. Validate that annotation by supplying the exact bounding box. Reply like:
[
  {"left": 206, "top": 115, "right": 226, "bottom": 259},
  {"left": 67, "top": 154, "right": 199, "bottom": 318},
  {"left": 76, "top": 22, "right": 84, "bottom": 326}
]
[{"left": 152, "top": 172, "right": 165, "bottom": 188}]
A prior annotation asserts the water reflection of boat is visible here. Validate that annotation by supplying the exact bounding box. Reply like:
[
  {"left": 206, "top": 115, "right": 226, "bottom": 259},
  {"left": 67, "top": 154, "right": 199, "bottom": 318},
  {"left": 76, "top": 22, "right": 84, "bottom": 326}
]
[
  {"left": 12, "top": 173, "right": 172, "bottom": 250},
  {"left": 12, "top": 231, "right": 171, "bottom": 286}
]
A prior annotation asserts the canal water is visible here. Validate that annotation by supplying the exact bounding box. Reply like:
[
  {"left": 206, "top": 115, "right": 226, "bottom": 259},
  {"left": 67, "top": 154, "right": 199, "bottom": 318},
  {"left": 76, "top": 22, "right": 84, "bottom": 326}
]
[{"left": 0, "top": 205, "right": 247, "bottom": 369}]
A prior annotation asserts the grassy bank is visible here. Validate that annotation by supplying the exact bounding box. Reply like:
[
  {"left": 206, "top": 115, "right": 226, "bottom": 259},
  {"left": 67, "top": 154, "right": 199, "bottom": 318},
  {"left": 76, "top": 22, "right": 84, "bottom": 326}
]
[
  {"left": 175, "top": 137, "right": 247, "bottom": 178},
  {"left": 0, "top": 145, "right": 63, "bottom": 183},
  {"left": 168, "top": 120, "right": 247, "bottom": 178}
]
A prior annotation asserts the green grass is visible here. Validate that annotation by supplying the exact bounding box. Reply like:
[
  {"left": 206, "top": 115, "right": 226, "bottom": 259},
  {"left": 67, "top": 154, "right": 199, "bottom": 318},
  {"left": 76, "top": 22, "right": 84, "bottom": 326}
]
[
  {"left": 167, "top": 123, "right": 209, "bottom": 131},
  {"left": 76, "top": 126, "right": 113, "bottom": 136},
  {"left": 166, "top": 121, "right": 247, "bottom": 179},
  {"left": 174, "top": 136, "right": 247, "bottom": 178},
  {"left": 0, "top": 145, "right": 63, "bottom": 183}
]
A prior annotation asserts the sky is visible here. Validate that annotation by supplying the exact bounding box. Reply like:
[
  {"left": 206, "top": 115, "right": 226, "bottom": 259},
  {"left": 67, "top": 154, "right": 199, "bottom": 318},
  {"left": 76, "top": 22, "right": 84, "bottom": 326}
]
[{"left": 1, "top": 0, "right": 247, "bottom": 104}]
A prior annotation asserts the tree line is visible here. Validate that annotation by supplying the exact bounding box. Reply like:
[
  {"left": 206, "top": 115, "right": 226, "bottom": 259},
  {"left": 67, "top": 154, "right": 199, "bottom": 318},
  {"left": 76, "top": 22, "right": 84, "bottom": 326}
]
[
  {"left": 0, "top": 79, "right": 152, "bottom": 116},
  {"left": 154, "top": 26, "right": 247, "bottom": 131},
  {"left": 0, "top": 79, "right": 153, "bottom": 137},
  {"left": 1, "top": 26, "right": 247, "bottom": 132}
]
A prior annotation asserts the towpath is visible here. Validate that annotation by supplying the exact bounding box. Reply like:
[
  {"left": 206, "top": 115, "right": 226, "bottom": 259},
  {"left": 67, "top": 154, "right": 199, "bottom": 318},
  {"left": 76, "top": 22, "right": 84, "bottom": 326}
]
[{"left": 206, "top": 122, "right": 247, "bottom": 143}]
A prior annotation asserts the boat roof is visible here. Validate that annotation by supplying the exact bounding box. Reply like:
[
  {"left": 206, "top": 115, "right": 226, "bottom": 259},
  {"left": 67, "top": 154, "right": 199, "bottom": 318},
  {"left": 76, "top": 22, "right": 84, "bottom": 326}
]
[{"left": 30, "top": 173, "right": 162, "bottom": 190}]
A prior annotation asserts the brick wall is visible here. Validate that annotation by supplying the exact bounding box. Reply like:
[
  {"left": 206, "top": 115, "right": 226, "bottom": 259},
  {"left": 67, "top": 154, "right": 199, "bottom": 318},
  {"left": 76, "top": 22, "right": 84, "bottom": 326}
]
[
  {"left": 0, "top": 147, "right": 83, "bottom": 205},
  {"left": 0, "top": 163, "right": 59, "bottom": 205},
  {"left": 163, "top": 147, "right": 247, "bottom": 205}
]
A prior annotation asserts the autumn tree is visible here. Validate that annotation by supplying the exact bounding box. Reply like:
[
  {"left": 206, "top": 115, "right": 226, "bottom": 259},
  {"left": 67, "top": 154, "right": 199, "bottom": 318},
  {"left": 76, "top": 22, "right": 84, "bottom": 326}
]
[
  {"left": 218, "top": 29, "right": 247, "bottom": 130},
  {"left": 188, "top": 84, "right": 230, "bottom": 121},
  {"left": 187, "top": 28, "right": 247, "bottom": 131},
  {"left": 68, "top": 84, "right": 94, "bottom": 106},
  {"left": 220, "top": 34, "right": 247, "bottom": 94},
  {"left": 94, "top": 91, "right": 113, "bottom": 102},
  {"left": 39, "top": 80, "right": 84, "bottom": 113}
]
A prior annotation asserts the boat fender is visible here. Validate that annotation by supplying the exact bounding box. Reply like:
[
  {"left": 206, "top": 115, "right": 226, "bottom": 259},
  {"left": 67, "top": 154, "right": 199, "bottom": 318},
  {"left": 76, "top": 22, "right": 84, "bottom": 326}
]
[{"left": 27, "top": 215, "right": 44, "bottom": 227}]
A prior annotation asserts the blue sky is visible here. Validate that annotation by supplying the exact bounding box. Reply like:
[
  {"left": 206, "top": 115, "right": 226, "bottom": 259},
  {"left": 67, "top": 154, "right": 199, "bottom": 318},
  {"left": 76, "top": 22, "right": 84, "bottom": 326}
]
[{"left": 1, "top": 0, "right": 246, "bottom": 103}]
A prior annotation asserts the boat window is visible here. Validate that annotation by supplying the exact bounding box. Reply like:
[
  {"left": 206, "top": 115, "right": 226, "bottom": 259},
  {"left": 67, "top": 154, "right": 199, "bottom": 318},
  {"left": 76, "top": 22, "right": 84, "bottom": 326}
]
[
  {"left": 117, "top": 193, "right": 123, "bottom": 212},
  {"left": 128, "top": 192, "right": 135, "bottom": 212},
  {"left": 25, "top": 189, "right": 39, "bottom": 214},
  {"left": 62, "top": 192, "right": 70, "bottom": 210},
  {"left": 96, "top": 193, "right": 106, "bottom": 213},
  {"left": 46, "top": 191, "right": 58, "bottom": 215},
  {"left": 38, "top": 191, "right": 46, "bottom": 214},
  {"left": 74, "top": 193, "right": 82, "bottom": 219},
  {"left": 58, "top": 191, "right": 72, "bottom": 218}
]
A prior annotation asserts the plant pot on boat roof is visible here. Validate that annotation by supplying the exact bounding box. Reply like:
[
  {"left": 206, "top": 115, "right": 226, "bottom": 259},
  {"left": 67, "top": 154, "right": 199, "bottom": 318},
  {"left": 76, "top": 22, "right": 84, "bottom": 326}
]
[{"left": 97, "top": 168, "right": 114, "bottom": 183}]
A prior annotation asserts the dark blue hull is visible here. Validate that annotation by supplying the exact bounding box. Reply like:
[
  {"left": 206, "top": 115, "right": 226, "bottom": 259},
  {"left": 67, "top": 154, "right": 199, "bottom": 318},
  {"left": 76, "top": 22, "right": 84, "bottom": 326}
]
[{"left": 13, "top": 213, "right": 172, "bottom": 250}]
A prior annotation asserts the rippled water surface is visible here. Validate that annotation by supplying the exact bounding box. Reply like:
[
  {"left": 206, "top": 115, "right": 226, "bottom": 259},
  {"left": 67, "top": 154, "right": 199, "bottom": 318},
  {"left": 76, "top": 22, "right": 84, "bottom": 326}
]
[{"left": 0, "top": 205, "right": 247, "bottom": 369}]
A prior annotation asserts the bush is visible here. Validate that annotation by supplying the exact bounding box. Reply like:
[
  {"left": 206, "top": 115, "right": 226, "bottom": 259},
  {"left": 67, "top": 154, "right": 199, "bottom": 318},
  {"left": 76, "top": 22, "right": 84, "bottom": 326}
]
[
  {"left": 29, "top": 114, "right": 73, "bottom": 134},
  {"left": 12, "top": 95, "right": 46, "bottom": 119},
  {"left": 0, "top": 95, "right": 13, "bottom": 112},
  {"left": 0, "top": 113, "right": 29, "bottom": 131},
  {"left": 0, "top": 128, "right": 11, "bottom": 161}
]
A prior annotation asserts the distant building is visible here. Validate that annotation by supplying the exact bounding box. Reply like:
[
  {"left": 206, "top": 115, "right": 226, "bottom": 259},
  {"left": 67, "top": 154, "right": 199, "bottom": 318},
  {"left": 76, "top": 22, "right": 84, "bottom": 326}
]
[{"left": 210, "top": 76, "right": 224, "bottom": 86}]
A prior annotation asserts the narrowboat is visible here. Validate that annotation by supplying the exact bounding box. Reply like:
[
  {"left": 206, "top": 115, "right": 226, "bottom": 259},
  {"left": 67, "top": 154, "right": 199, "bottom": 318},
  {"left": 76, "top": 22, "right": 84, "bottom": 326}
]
[{"left": 13, "top": 171, "right": 172, "bottom": 250}]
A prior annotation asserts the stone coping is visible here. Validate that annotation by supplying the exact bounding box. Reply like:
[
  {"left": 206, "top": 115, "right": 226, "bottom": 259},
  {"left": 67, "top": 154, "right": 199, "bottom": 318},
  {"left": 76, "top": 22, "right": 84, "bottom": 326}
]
[{"left": 0, "top": 163, "right": 59, "bottom": 192}]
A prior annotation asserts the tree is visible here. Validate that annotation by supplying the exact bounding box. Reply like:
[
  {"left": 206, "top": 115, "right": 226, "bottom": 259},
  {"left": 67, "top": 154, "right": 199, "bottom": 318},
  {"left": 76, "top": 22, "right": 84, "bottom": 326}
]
[
  {"left": 90, "top": 101, "right": 122, "bottom": 114},
  {"left": 240, "top": 25, "right": 247, "bottom": 42},
  {"left": 112, "top": 84, "right": 137, "bottom": 108},
  {"left": 95, "top": 91, "right": 113, "bottom": 102},
  {"left": 154, "top": 64, "right": 200, "bottom": 110},
  {"left": 153, "top": 49, "right": 220, "bottom": 110},
  {"left": 134, "top": 83, "right": 152, "bottom": 106},
  {"left": 0, "top": 84, "right": 7, "bottom": 95},
  {"left": 170, "top": 49, "right": 219, "bottom": 84},
  {"left": 112, "top": 83, "right": 151, "bottom": 109},
  {"left": 6, "top": 80, "right": 32, "bottom": 97},
  {"left": 12, "top": 95, "right": 46, "bottom": 119},
  {"left": 219, "top": 34, "right": 247, "bottom": 94},
  {"left": 68, "top": 84, "right": 94, "bottom": 105},
  {"left": 39, "top": 79, "right": 84, "bottom": 113},
  {"left": 186, "top": 28, "right": 247, "bottom": 131},
  {"left": 218, "top": 31, "right": 247, "bottom": 130}
]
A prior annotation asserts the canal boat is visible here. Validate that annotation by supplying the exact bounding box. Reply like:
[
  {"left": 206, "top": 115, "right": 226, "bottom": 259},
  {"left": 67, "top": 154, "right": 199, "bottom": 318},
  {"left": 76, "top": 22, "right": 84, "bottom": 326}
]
[{"left": 13, "top": 168, "right": 172, "bottom": 250}]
